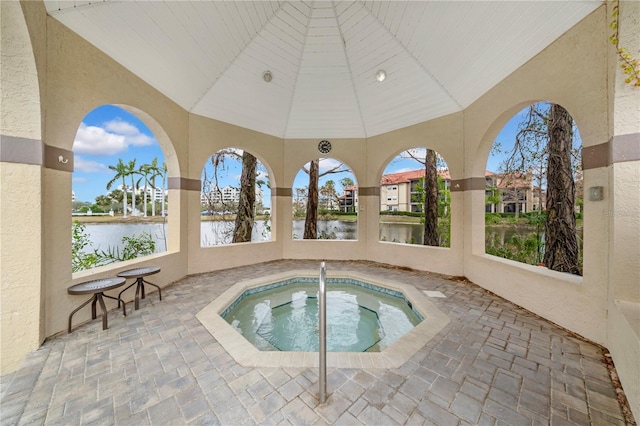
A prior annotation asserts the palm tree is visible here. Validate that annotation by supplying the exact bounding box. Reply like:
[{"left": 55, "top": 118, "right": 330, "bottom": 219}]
[
  {"left": 106, "top": 159, "right": 129, "bottom": 218},
  {"left": 147, "top": 157, "right": 162, "bottom": 216},
  {"left": 125, "top": 159, "right": 138, "bottom": 215},
  {"left": 160, "top": 162, "right": 168, "bottom": 217},
  {"left": 137, "top": 163, "right": 152, "bottom": 217}
]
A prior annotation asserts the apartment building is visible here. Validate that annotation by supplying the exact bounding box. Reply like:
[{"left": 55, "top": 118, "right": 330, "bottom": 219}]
[
  {"left": 380, "top": 169, "right": 543, "bottom": 214},
  {"left": 201, "top": 185, "right": 264, "bottom": 207},
  {"left": 380, "top": 169, "right": 452, "bottom": 213},
  {"left": 338, "top": 185, "right": 358, "bottom": 213}
]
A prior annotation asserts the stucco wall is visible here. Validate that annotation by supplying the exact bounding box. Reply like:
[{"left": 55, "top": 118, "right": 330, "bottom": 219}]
[
  {"left": 0, "top": 1, "right": 44, "bottom": 374},
  {"left": 606, "top": 1, "right": 640, "bottom": 417},
  {"left": 0, "top": 163, "right": 43, "bottom": 374},
  {"left": 30, "top": 9, "right": 192, "bottom": 338},
  {"left": 461, "top": 7, "right": 611, "bottom": 344}
]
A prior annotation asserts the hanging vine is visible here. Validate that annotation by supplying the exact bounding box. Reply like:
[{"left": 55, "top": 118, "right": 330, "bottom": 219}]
[{"left": 609, "top": 0, "right": 640, "bottom": 86}]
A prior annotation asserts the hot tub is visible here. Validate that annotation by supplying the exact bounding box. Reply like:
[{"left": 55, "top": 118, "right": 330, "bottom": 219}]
[{"left": 196, "top": 270, "right": 449, "bottom": 368}]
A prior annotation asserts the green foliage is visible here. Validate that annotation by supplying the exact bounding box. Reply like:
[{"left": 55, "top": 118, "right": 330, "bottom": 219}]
[
  {"left": 485, "top": 233, "right": 543, "bottom": 265},
  {"left": 610, "top": 0, "right": 640, "bottom": 86},
  {"left": 72, "top": 221, "right": 156, "bottom": 272},
  {"left": 72, "top": 222, "right": 98, "bottom": 272},
  {"left": 117, "top": 232, "right": 155, "bottom": 260},
  {"left": 525, "top": 211, "right": 546, "bottom": 226},
  {"left": 438, "top": 218, "right": 451, "bottom": 247},
  {"left": 325, "top": 210, "right": 356, "bottom": 216},
  {"left": 485, "top": 213, "right": 503, "bottom": 224},
  {"left": 317, "top": 230, "right": 337, "bottom": 239},
  {"left": 485, "top": 186, "right": 501, "bottom": 207},
  {"left": 379, "top": 211, "right": 423, "bottom": 218},
  {"left": 437, "top": 176, "right": 450, "bottom": 218},
  {"left": 340, "top": 177, "right": 354, "bottom": 189}
]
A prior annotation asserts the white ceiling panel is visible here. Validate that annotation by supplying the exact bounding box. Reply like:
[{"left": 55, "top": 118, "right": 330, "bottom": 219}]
[{"left": 44, "top": 0, "right": 602, "bottom": 139}]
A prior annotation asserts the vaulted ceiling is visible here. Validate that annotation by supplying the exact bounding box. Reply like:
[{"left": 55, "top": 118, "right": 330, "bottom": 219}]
[{"left": 44, "top": 1, "right": 601, "bottom": 139}]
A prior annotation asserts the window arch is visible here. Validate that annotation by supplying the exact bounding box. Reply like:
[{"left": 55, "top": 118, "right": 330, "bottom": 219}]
[
  {"left": 291, "top": 158, "right": 358, "bottom": 240},
  {"left": 71, "top": 104, "right": 168, "bottom": 272},
  {"left": 379, "top": 147, "right": 451, "bottom": 247},
  {"left": 200, "top": 147, "right": 272, "bottom": 246},
  {"left": 484, "top": 101, "right": 583, "bottom": 275}
]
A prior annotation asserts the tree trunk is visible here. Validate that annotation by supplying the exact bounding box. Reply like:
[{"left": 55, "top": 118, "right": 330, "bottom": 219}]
[
  {"left": 130, "top": 176, "right": 136, "bottom": 215},
  {"left": 122, "top": 178, "right": 128, "bottom": 218},
  {"left": 543, "top": 104, "right": 580, "bottom": 274},
  {"left": 143, "top": 182, "right": 148, "bottom": 217},
  {"left": 423, "top": 149, "right": 439, "bottom": 246},
  {"left": 232, "top": 152, "right": 257, "bottom": 243},
  {"left": 303, "top": 159, "right": 319, "bottom": 239},
  {"left": 151, "top": 177, "right": 156, "bottom": 216},
  {"left": 161, "top": 175, "right": 166, "bottom": 217}
]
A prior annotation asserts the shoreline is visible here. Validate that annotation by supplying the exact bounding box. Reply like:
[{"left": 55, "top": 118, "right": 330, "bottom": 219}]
[{"left": 72, "top": 215, "right": 583, "bottom": 231}]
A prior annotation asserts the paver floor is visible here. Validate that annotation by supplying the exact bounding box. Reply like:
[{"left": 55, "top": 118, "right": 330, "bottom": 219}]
[{"left": 0, "top": 260, "right": 629, "bottom": 425}]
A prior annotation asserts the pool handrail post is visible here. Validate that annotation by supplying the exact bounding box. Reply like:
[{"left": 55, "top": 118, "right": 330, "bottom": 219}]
[{"left": 319, "top": 261, "right": 327, "bottom": 403}]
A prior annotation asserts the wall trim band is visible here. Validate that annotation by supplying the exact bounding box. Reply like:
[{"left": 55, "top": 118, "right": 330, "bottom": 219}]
[
  {"left": 358, "top": 187, "right": 379, "bottom": 196},
  {"left": 450, "top": 177, "right": 486, "bottom": 191},
  {"left": 44, "top": 145, "right": 74, "bottom": 172},
  {"left": 583, "top": 133, "right": 640, "bottom": 170},
  {"left": 272, "top": 187, "right": 292, "bottom": 197},
  {"left": 1, "top": 135, "right": 75, "bottom": 172},
  {"left": 0, "top": 135, "right": 43, "bottom": 166},
  {"left": 168, "top": 177, "right": 201, "bottom": 191}
]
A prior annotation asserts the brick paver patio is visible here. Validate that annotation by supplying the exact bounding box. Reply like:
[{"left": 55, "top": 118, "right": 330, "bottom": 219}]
[{"left": 0, "top": 260, "right": 628, "bottom": 425}]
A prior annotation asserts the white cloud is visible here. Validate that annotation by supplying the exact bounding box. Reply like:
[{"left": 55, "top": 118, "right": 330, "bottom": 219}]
[
  {"left": 72, "top": 176, "right": 88, "bottom": 183},
  {"left": 103, "top": 119, "right": 139, "bottom": 136},
  {"left": 319, "top": 158, "right": 349, "bottom": 174},
  {"left": 104, "top": 119, "right": 155, "bottom": 147},
  {"left": 74, "top": 155, "right": 110, "bottom": 173},
  {"left": 72, "top": 119, "right": 156, "bottom": 156},
  {"left": 126, "top": 132, "right": 155, "bottom": 147},
  {"left": 73, "top": 123, "right": 127, "bottom": 155}
]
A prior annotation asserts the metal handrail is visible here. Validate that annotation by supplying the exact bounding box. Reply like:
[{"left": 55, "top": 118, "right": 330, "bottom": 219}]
[{"left": 319, "top": 261, "right": 327, "bottom": 403}]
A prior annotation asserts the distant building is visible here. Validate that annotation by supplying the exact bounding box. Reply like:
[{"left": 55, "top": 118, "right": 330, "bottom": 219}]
[
  {"left": 338, "top": 186, "right": 358, "bottom": 213},
  {"left": 380, "top": 169, "right": 451, "bottom": 213},
  {"left": 201, "top": 185, "right": 264, "bottom": 206},
  {"left": 380, "top": 168, "right": 544, "bottom": 214},
  {"left": 484, "top": 171, "right": 545, "bottom": 214},
  {"left": 154, "top": 187, "right": 167, "bottom": 202}
]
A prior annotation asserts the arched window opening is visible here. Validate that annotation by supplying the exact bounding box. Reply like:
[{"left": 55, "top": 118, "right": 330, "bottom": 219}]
[
  {"left": 292, "top": 158, "right": 357, "bottom": 240},
  {"left": 71, "top": 105, "right": 168, "bottom": 272},
  {"left": 200, "top": 148, "right": 271, "bottom": 246},
  {"left": 485, "top": 101, "right": 583, "bottom": 275},
  {"left": 379, "top": 148, "right": 451, "bottom": 247}
]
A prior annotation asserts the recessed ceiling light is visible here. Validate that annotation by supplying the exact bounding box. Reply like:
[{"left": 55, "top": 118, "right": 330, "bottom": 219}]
[
  {"left": 262, "top": 71, "right": 273, "bottom": 83},
  {"left": 375, "top": 70, "right": 386, "bottom": 82}
]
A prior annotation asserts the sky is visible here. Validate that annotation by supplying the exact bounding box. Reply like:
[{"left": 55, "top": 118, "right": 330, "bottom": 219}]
[
  {"left": 72, "top": 104, "right": 569, "bottom": 204},
  {"left": 72, "top": 105, "right": 163, "bottom": 203}
]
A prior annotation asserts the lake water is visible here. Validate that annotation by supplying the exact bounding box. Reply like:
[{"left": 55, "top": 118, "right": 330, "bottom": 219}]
[{"left": 81, "top": 221, "right": 569, "bottom": 252}]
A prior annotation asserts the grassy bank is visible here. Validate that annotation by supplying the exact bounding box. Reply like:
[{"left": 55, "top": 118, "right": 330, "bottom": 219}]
[
  {"left": 72, "top": 215, "right": 168, "bottom": 224},
  {"left": 72, "top": 213, "right": 582, "bottom": 229}
]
